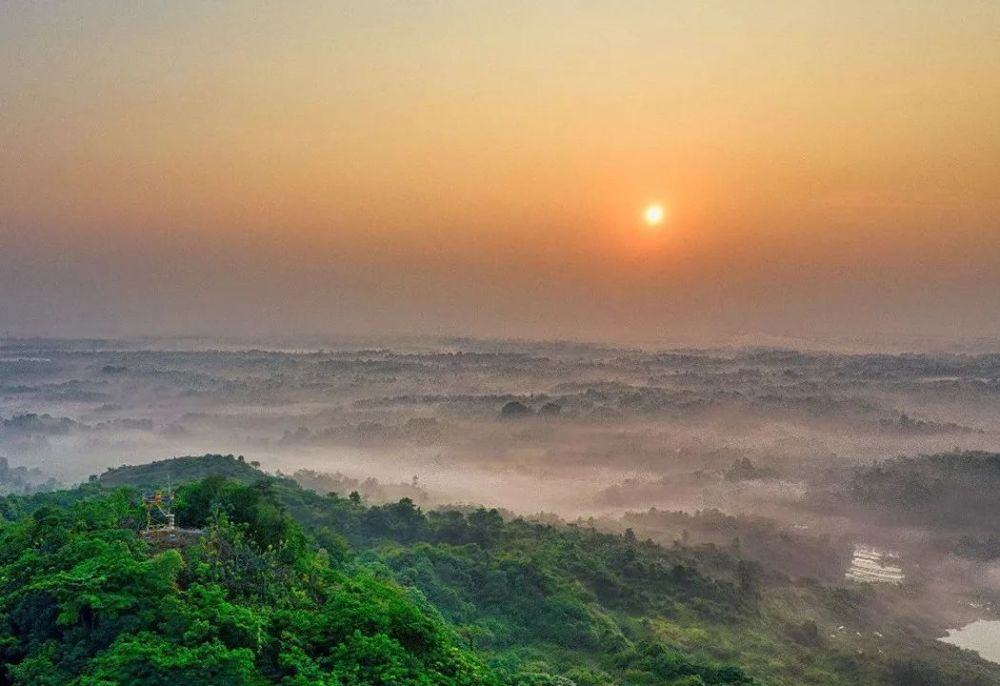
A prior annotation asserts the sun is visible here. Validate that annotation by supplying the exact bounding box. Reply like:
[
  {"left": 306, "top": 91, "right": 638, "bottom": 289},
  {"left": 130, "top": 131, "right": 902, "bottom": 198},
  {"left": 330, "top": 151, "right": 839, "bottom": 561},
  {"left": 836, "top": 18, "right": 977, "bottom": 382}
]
[{"left": 643, "top": 203, "right": 665, "bottom": 226}]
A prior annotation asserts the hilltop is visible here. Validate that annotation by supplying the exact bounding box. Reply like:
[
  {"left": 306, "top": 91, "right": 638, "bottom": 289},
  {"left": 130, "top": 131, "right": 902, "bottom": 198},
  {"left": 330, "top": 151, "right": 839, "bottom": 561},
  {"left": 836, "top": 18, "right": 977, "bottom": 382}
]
[
  {"left": 96, "top": 453, "right": 265, "bottom": 488},
  {"left": 0, "top": 454, "right": 994, "bottom": 684}
]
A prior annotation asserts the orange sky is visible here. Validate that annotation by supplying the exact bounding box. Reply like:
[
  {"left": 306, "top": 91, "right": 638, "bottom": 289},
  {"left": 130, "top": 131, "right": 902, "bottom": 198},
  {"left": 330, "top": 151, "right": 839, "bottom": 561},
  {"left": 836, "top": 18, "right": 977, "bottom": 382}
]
[{"left": 2, "top": 1, "right": 999, "bottom": 345}]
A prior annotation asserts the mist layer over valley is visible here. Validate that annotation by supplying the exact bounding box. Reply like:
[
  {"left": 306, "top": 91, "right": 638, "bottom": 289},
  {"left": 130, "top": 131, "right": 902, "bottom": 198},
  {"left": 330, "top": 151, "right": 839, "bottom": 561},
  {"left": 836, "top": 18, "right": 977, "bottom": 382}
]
[
  {"left": 4, "top": 336, "right": 1000, "bottom": 683},
  {"left": 4, "top": 337, "right": 999, "bottom": 511}
]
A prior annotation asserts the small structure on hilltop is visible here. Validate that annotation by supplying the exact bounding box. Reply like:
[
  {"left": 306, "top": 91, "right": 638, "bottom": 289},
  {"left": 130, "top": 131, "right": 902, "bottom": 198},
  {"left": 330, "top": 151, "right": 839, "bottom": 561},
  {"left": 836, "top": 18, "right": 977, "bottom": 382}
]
[
  {"left": 142, "top": 485, "right": 176, "bottom": 533},
  {"left": 140, "top": 482, "right": 203, "bottom": 548}
]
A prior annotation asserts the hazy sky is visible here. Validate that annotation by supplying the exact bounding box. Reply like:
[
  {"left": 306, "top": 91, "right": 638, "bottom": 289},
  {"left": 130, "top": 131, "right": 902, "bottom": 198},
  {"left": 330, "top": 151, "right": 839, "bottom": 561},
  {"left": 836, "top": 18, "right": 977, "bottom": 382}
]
[{"left": 2, "top": 1, "right": 999, "bottom": 345}]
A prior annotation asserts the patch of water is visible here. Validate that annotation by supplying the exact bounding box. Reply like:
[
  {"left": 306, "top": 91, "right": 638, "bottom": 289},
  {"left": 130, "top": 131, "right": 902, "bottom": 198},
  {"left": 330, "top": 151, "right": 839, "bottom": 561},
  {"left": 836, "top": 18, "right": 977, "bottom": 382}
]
[{"left": 941, "top": 620, "right": 1000, "bottom": 664}]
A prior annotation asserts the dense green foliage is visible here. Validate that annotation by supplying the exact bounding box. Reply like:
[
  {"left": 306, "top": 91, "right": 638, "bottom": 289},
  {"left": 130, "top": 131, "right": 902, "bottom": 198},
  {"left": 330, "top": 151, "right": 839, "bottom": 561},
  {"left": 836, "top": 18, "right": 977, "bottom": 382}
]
[
  {"left": 0, "top": 484, "right": 497, "bottom": 685},
  {"left": 96, "top": 453, "right": 265, "bottom": 489},
  {"left": 0, "top": 456, "right": 759, "bottom": 685},
  {"left": 0, "top": 455, "right": 997, "bottom": 685}
]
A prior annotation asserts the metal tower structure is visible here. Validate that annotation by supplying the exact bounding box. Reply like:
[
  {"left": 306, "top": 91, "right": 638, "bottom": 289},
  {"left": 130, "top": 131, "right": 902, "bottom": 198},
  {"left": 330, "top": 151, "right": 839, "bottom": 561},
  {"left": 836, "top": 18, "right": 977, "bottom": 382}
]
[{"left": 141, "top": 478, "right": 176, "bottom": 532}]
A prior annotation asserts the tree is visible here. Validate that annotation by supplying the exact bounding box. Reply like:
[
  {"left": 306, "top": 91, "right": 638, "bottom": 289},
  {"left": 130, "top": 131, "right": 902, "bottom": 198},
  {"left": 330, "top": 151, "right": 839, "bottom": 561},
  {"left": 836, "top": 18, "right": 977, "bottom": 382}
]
[{"left": 500, "top": 401, "right": 533, "bottom": 419}]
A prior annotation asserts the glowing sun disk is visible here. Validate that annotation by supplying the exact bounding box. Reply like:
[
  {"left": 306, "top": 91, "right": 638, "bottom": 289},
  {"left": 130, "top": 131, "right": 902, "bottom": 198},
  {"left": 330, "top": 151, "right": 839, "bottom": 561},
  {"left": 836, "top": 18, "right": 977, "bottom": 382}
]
[{"left": 644, "top": 204, "right": 665, "bottom": 225}]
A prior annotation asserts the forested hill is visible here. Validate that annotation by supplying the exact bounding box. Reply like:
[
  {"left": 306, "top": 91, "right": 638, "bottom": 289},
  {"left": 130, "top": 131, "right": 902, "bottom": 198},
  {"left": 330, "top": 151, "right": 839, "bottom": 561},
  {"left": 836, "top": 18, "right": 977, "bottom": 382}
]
[
  {"left": 0, "top": 455, "right": 996, "bottom": 685},
  {"left": 95, "top": 453, "right": 266, "bottom": 488},
  {"left": 844, "top": 451, "right": 1000, "bottom": 527}
]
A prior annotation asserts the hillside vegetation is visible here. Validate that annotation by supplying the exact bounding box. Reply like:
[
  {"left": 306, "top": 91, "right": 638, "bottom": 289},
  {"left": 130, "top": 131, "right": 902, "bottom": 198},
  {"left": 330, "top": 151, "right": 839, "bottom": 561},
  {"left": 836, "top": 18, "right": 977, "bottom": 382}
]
[{"left": 0, "top": 455, "right": 996, "bottom": 685}]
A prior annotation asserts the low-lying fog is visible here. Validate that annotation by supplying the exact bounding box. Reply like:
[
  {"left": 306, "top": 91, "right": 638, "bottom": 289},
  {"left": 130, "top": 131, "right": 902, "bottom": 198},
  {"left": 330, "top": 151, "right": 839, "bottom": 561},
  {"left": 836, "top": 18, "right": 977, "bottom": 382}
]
[
  {"left": 4, "top": 336, "right": 1000, "bottom": 656},
  {"left": 4, "top": 338, "right": 998, "bottom": 514}
]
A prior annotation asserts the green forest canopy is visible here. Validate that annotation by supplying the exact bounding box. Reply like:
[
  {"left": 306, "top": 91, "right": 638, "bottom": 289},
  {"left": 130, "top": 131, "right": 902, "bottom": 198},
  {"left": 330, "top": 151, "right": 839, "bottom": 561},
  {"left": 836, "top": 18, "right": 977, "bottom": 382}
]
[{"left": 0, "top": 454, "right": 996, "bottom": 686}]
